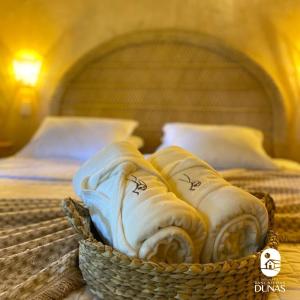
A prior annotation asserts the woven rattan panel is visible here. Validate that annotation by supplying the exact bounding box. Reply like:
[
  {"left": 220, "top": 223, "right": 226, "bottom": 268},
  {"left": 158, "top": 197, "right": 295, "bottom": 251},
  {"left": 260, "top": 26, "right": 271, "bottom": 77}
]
[{"left": 54, "top": 31, "right": 286, "bottom": 154}]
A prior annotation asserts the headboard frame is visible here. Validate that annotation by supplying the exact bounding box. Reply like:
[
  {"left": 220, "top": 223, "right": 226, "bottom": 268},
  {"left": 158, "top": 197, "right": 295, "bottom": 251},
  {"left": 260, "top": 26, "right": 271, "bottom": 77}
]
[{"left": 51, "top": 30, "right": 287, "bottom": 155}]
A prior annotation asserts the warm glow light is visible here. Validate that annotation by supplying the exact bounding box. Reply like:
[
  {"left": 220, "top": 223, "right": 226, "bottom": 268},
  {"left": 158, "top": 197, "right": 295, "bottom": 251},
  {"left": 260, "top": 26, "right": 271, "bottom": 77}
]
[{"left": 13, "top": 51, "right": 42, "bottom": 86}]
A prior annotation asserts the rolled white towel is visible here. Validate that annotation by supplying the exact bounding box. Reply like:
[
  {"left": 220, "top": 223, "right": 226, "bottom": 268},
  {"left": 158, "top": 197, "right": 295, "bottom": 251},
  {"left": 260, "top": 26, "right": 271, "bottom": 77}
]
[
  {"left": 73, "top": 142, "right": 207, "bottom": 263},
  {"left": 149, "top": 146, "right": 268, "bottom": 263}
]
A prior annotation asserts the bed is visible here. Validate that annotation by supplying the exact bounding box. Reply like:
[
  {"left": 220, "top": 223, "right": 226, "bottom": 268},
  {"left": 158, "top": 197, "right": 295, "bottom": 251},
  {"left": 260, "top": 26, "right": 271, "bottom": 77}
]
[{"left": 1, "top": 30, "right": 299, "bottom": 299}]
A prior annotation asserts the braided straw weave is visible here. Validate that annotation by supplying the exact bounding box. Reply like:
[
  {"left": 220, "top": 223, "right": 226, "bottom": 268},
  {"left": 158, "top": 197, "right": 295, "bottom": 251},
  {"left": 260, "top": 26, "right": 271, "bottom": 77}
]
[{"left": 63, "top": 193, "right": 278, "bottom": 300}]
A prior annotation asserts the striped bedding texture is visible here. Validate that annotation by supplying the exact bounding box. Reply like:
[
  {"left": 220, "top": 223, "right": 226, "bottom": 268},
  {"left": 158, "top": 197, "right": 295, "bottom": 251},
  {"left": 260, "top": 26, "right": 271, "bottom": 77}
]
[
  {"left": 222, "top": 169, "right": 300, "bottom": 242},
  {"left": 0, "top": 169, "right": 299, "bottom": 299}
]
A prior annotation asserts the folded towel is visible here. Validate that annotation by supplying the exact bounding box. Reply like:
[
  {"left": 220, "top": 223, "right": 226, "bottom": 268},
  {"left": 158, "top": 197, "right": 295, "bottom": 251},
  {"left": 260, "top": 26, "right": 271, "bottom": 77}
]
[
  {"left": 149, "top": 146, "right": 268, "bottom": 263},
  {"left": 73, "top": 142, "right": 207, "bottom": 263}
]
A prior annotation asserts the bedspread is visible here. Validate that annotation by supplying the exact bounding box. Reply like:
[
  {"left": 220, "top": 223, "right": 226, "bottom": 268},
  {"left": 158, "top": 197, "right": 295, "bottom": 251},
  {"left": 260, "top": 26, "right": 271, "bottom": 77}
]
[
  {"left": 1, "top": 158, "right": 300, "bottom": 299},
  {"left": 0, "top": 157, "right": 82, "bottom": 298},
  {"left": 221, "top": 169, "right": 300, "bottom": 209},
  {"left": 0, "top": 197, "right": 84, "bottom": 299},
  {"left": 222, "top": 169, "right": 300, "bottom": 242}
]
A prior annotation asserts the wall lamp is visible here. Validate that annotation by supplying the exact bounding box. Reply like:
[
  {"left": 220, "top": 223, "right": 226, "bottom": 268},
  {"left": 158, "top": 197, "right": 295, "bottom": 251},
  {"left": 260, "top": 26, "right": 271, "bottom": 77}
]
[
  {"left": 12, "top": 51, "right": 42, "bottom": 116},
  {"left": 12, "top": 51, "right": 42, "bottom": 87}
]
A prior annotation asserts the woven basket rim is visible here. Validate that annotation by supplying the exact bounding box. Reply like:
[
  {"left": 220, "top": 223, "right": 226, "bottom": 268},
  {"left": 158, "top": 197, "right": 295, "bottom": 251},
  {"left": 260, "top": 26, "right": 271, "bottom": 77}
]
[
  {"left": 80, "top": 229, "right": 278, "bottom": 270},
  {"left": 63, "top": 192, "right": 278, "bottom": 271}
]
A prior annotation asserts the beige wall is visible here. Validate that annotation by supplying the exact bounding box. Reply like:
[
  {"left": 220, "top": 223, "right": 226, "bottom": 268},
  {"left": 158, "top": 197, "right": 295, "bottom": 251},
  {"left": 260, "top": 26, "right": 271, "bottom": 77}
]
[{"left": 0, "top": 0, "right": 300, "bottom": 160}]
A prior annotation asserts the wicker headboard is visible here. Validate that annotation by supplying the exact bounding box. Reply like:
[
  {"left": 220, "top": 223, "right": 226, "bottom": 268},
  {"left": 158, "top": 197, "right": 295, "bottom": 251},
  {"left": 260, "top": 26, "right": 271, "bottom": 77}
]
[{"left": 51, "top": 30, "right": 287, "bottom": 155}]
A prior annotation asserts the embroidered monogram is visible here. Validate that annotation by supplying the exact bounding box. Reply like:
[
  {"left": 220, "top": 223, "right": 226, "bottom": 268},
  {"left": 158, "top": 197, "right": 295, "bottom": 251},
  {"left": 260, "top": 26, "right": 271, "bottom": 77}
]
[
  {"left": 127, "top": 175, "right": 147, "bottom": 195},
  {"left": 179, "top": 174, "right": 201, "bottom": 191}
]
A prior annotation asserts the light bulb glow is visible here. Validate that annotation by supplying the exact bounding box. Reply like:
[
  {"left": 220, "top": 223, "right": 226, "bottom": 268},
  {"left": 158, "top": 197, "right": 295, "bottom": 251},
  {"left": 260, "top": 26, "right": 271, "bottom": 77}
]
[{"left": 13, "top": 51, "right": 42, "bottom": 86}]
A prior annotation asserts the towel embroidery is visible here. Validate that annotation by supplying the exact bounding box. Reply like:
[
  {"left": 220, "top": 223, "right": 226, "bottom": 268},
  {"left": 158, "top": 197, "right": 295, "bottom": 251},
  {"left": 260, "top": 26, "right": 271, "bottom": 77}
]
[
  {"left": 127, "top": 175, "right": 147, "bottom": 195},
  {"left": 179, "top": 174, "right": 201, "bottom": 191}
]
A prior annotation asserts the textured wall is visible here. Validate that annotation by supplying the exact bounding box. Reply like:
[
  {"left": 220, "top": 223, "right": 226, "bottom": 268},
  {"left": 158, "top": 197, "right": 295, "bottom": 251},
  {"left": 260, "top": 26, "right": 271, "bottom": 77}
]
[{"left": 0, "top": 0, "right": 300, "bottom": 159}]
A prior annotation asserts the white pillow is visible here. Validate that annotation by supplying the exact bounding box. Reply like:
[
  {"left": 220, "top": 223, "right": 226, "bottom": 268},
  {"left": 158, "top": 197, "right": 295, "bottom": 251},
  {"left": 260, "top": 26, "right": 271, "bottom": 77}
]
[
  {"left": 18, "top": 116, "right": 138, "bottom": 161},
  {"left": 159, "top": 123, "right": 278, "bottom": 170}
]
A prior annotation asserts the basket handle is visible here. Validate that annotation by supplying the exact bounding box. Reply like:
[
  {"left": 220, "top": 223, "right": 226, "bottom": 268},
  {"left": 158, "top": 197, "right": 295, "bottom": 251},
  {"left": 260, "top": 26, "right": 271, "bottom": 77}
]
[{"left": 62, "top": 198, "right": 92, "bottom": 239}]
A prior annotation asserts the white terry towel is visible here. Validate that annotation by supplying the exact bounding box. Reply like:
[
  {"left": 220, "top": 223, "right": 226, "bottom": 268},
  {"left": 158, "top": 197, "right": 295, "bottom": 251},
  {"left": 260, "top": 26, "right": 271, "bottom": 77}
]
[
  {"left": 149, "top": 146, "right": 268, "bottom": 263},
  {"left": 73, "top": 142, "right": 207, "bottom": 263}
]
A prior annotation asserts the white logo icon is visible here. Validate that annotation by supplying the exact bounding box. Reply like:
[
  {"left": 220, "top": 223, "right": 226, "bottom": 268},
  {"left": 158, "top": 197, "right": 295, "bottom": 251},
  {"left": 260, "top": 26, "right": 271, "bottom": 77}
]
[{"left": 260, "top": 248, "right": 281, "bottom": 277}]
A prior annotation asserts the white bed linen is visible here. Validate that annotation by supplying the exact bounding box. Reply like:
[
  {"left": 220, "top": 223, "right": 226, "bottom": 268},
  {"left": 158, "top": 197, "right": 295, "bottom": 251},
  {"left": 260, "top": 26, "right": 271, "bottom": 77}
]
[
  {"left": 143, "top": 156, "right": 300, "bottom": 171},
  {"left": 1, "top": 156, "right": 296, "bottom": 200},
  {"left": 0, "top": 157, "right": 80, "bottom": 199},
  {"left": 269, "top": 243, "right": 300, "bottom": 300},
  {"left": 0, "top": 156, "right": 80, "bottom": 180}
]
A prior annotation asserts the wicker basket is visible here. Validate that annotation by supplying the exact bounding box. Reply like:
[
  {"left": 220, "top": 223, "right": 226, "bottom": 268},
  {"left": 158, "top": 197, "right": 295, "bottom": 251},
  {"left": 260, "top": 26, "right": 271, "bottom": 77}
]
[{"left": 63, "top": 193, "right": 278, "bottom": 300}]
